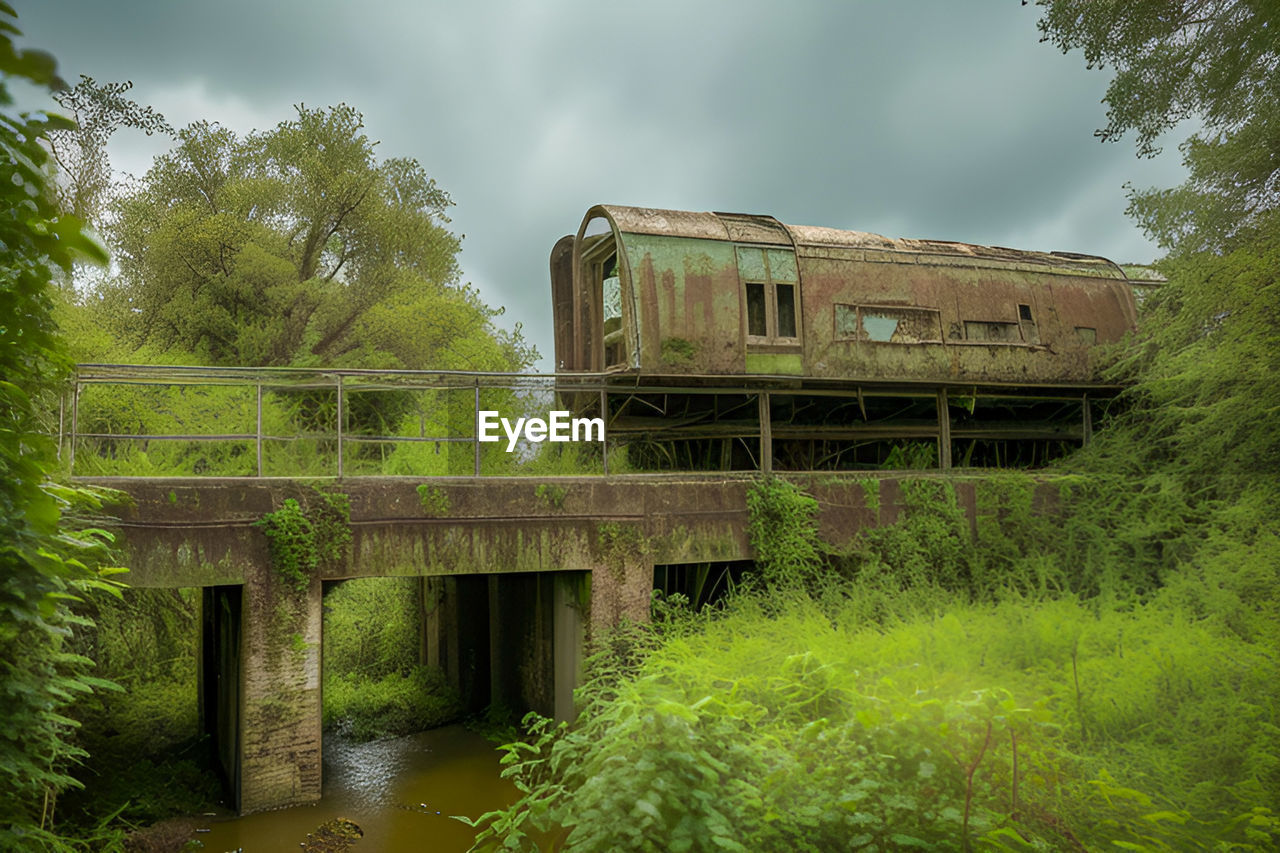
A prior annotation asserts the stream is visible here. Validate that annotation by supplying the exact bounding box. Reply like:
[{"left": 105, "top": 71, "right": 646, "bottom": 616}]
[{"left": 188, "top": 724, "right": 517, "bottom": 852}]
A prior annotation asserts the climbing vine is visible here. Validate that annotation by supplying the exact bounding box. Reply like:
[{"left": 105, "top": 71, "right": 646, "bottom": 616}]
[
  {"left": 255, "top": 487, "right": 351, "bottom": 593},
  {"left": 596, "top": 522, "right": 648, "bottom": 581},
  {"left": 745, "top": 476, "right": 822, "bottom": 589}
]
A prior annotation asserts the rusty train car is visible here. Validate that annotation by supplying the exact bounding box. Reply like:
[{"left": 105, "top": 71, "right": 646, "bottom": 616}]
[{"left": 550, "top": 205, "right": 1140, "bottom": 470}]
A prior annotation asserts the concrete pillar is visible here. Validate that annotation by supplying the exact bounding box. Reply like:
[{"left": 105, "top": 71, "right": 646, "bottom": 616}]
[
  {"left": 589, "top": 554, "right": 651, "bottom": 635},
  {"left": 487, "top": 576, "right": 505, "bottom": 711},
  {"left": 553, "top": 573, "right": 588, "bottom": 722},
  {"left": 236, "top": 562, "right": 322, "bottom": 815}
]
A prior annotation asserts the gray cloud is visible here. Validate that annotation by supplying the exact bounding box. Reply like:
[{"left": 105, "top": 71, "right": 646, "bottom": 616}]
[{"left": 18, "top": 0, "right": 1188, "bottom": 368}]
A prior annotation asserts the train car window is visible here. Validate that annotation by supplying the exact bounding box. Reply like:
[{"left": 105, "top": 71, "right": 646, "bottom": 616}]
[
  {"left": 738, "top": 246, "right": 800, "bottom": 343},
  {"left": 964, "top": 320, "right": 1021, "bottom": 343},
  {"left": 834, "top": 304, "right": 859, "bottom": 338},
  {"left": 766, "top": 249, "right": 797, "bottom": 282},
  {"left": 835, "top": 304, "right": 941, "bottom": 343},
  {"left": 776, "top": 284, "right": 797, "bottom": 338},
  {"left": 1020, "top": 309, "right": 1041, "bottom": 344},
  {"left": 1075, "top": 326, "right": 1097, "bottom": 344},
  {"left": 736, "top": 247, "right": 768, "bottom": 280},
  {"left": 746, "top": 283, "right": 767, "bottom": 336}
]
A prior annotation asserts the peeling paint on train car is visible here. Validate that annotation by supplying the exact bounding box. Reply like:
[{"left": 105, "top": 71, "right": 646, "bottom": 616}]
[{"left": 625, "top": 235, "right": 741, "bottom": 374}]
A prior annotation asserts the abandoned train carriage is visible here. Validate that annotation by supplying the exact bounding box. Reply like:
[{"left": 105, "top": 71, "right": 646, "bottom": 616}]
[
  {"left": 551, "top": 205, "right": 1136, "bottom": 385},
  {"left": 550, "top": 205, "right": 1141, "bottom": 469}
]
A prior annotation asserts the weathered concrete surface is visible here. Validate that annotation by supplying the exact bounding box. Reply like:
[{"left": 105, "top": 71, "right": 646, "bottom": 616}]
[
  {"left": 237, "top": 565, "right": 323, "bottom": 814},
  {"left": 84, "top": 472, "right": 1023, "bottom": 589}
]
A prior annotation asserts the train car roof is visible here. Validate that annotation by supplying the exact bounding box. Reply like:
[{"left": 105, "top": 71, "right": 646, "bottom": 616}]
[{"left": 588, "top": 204, "right": 1129, "bottom": 281}]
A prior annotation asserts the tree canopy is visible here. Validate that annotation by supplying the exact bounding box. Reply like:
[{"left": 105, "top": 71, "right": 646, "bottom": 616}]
[
  {"left": 46, "top": 75, "right": 171, "bottom": 230},
  {"left": 1037, "top": 0, "right": 1280, "bottom": 253},
  {"left": 101, "top": 104, "right": 533, "bottom": 371}
]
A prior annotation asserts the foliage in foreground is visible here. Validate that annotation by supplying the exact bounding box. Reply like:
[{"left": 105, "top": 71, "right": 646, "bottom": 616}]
[
  {"left": 474, "top": 594, "right": 1277, "bottom": 851},
  {"left": 0, "top": 10, "right": 130, "bottom": 850},
  {"left": 468, "top": 465, "right": 1280, "bottom": 851}
]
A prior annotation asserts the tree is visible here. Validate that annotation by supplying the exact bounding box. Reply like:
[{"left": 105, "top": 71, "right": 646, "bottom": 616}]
[
  {"left": 106, "top": 104, "right": 534, "bottom": 371},
  {"left": 1037, "top": 0, "right": 1280, "bottom": 253},
  {"left": 45, "top": 76, "right": 172, "bottom": 230},
  {"left": 0, "top": 7, "right": 125, "bottom": 849}
]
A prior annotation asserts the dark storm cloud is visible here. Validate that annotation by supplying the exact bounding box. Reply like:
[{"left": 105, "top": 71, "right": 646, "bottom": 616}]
[{"left": 17, "top": 0, "right": 1187, "bottom": 368}]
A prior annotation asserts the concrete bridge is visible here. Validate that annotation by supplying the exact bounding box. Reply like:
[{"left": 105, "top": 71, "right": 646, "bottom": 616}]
[{"left": 88, "top": 472, "right": 1004, "bottom": 814}]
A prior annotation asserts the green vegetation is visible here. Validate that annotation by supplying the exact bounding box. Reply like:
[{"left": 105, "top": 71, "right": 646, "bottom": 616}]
[
  {"left": 417, "top": 483, "right": 452, "bottom": 516},
  {"left": 60, "top": 589, "right": 220, "bottom": 834},
  {"left": 534, "top": 483, "right": 567, "bottom": 510},
  {"left": 471, "top": 469, "right": 1279, "bottom": 851},
  {"left": 322, "top": 578, "right": 462, "bottom": 740},
  {"left": 661, "top": 337, "right": 697, "bottom": 364},
  {"left": 255, "top": 488, "right": 351, "bottom": 593},
  {"left": 0, "top": 12, "right": 134, "bottom": 850}
]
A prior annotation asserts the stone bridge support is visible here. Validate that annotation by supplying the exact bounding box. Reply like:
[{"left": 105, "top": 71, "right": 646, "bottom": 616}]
[{"left": 199, "top": 565, "right": 322, "bottom": 814}]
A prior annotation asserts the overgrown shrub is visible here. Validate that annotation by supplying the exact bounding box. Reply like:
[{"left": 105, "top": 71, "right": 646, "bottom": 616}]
[
  {"left": 324, "top": 667, "right": 463, "bottom": 740},
  {"left": 471, "top": 596, "right": 1279, "bottom": 851}
]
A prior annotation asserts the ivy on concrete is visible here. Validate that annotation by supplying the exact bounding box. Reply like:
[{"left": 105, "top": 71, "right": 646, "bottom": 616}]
[
  {"left": 745, "top": 476, "right": 821, "bottom": 589},
  {"left": 416, "top": 483, "right": 449, "bottom": 516},
  {"left": 255, "top": 487, "right": 352, "bottom": 593}
]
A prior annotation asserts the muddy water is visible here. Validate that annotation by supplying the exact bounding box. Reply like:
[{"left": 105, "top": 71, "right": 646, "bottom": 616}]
[{"left": 191, "top": 725, "right": 516, "bottom": 852}]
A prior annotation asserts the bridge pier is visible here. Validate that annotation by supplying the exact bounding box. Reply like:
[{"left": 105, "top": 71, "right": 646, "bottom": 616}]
[{"left": 237, "top": 563, "right": 323, "bottom": 814}]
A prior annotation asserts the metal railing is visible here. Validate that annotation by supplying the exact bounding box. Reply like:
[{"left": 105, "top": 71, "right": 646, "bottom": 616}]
[
  {"left": 63, "top": 364, "right": 631, "bottom": 478},
  {"left": 59, "top": 363, "right": 1091, "bottom": 477}
]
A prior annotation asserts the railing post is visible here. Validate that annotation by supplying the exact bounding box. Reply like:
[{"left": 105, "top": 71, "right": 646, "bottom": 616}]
[
  {"left": 473, "top": 381, "right": 481, "bottom": 478},
  {"left": 336, "top": 375, "right": 344, "bottom": 479},
  {"left": 600, "top": 387, "right": 609, "bottom": 476},
  {"left": 759, "top": 391, "right": 772, "bottom": 475},
  {"left": 256, "top": 384, "right": 263, "bottom": 477},
  {"left": 69, "top": 380, "right": 79, "bottom": 476},
  {"left": 1082, "top": 393, "right": 1092, "bottom": 445}
]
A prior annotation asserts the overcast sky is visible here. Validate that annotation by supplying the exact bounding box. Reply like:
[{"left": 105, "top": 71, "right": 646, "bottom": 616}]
[{"left": 18, "top": 1, "right": 1188, "bottom": 370}]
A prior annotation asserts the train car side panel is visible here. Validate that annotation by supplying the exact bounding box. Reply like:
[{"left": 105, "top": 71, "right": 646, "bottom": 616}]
[{"left": 622, "top": 233, "right": 744, "bottom": 375}]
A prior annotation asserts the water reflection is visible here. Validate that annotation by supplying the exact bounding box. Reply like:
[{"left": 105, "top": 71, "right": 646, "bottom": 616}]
[{"left": 193, "top": 725, "right": 514, "bottom": 852}]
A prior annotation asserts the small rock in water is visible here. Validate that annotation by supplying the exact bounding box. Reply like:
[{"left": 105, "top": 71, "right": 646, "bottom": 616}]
[{"left": 299, "top": 817, "right": 363, "bottom": 852}]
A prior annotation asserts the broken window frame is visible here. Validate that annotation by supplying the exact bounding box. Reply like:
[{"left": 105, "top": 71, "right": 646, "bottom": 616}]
[
  {"left": 581, "top": 231, "right": 628, "bottom": 369},
  {"left": 833, "top": 303, "right": 943, "bottom": 344}
]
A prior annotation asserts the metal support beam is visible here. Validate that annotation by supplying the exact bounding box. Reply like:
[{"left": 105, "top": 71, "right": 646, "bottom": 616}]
[
  {"left": 937, "top": 388, "right": 952, "bottom": 469},
  {"left": 255, "top": 384, "right": 263, "bottom": 477},
  {"left": 759, "top": 392, "right": 772, "bottom": 475},
  {"left": 69, "top": 382, "right": 79, "bottom": 475},
  {"left": 600, "top": 388, "right": 609, "bottom": 476}
]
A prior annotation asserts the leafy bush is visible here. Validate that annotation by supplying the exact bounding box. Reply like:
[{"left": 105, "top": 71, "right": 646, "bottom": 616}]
[
  {"left": 324, "top": 667, "right": 462, "bottom": 741},
  {"left": 322, "top": 577, "right": 463, "bottom": 740},
  {"left": 472, "top": 595, "right": 1278, "bottom": 851}
]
